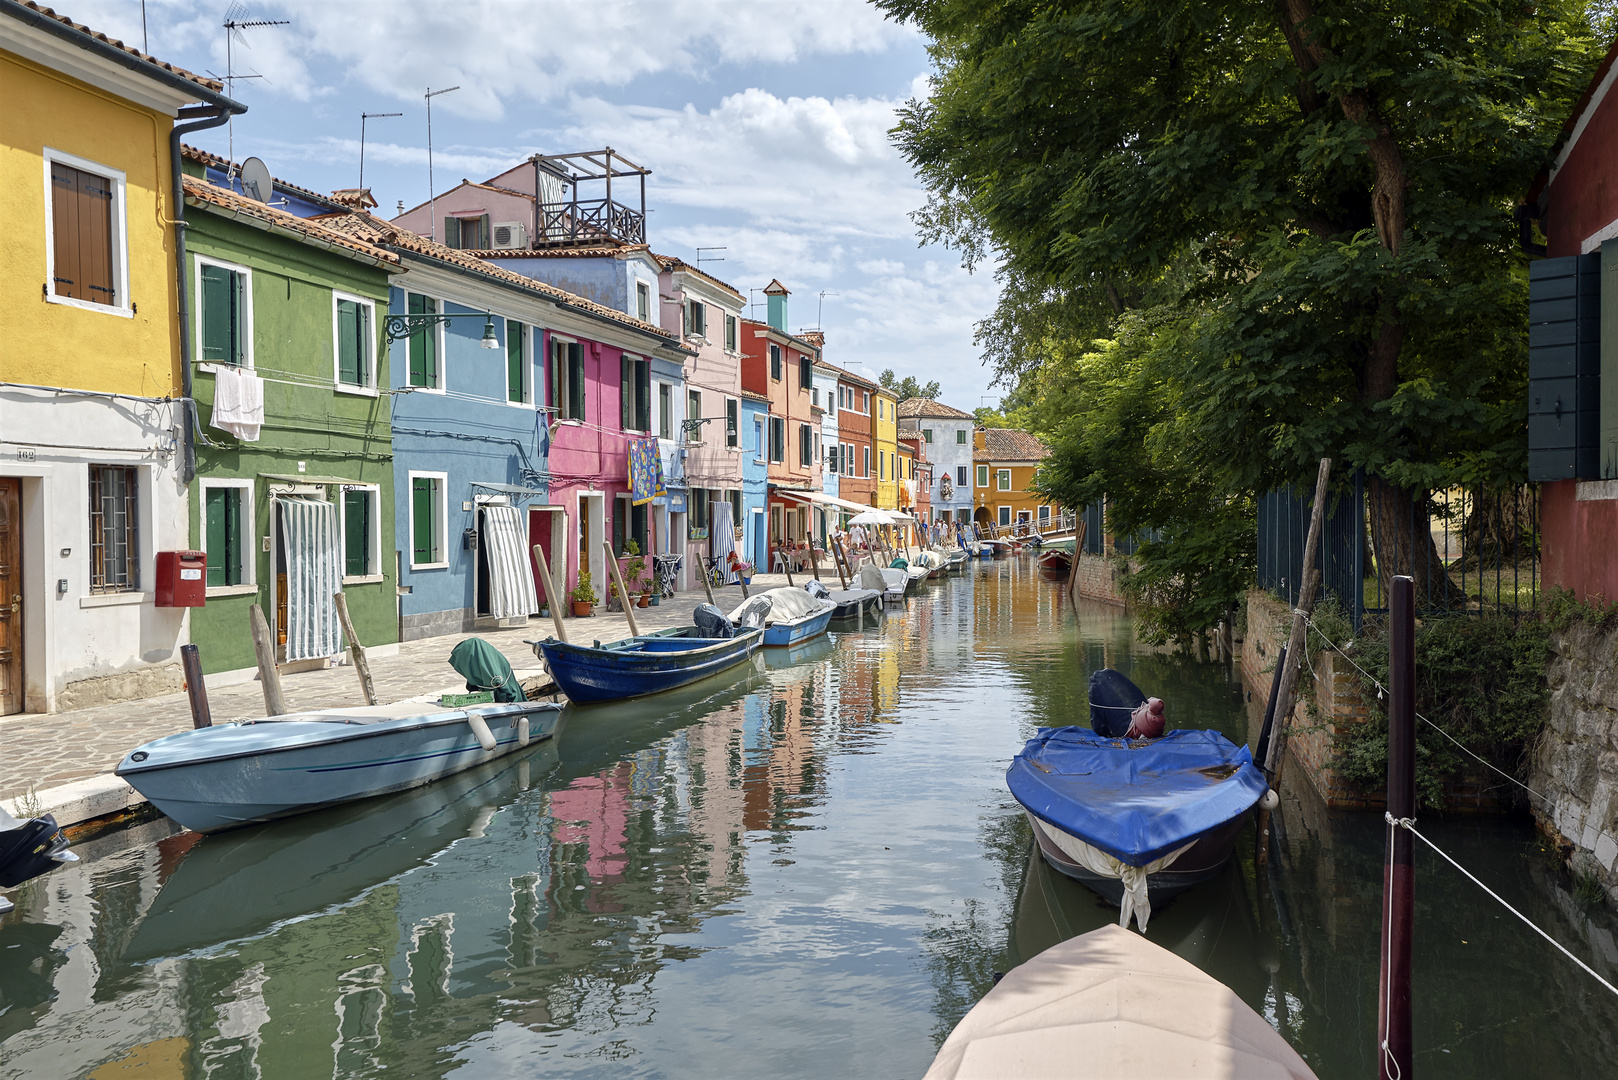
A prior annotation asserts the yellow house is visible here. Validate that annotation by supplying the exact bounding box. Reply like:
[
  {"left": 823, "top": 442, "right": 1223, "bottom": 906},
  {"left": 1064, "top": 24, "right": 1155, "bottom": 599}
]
[
  {"left": 873, "top": 386, "right": 899, "bottom": 510},
  {"left": 973, "top": 428, "right": 1058, "bottom": 534},
  {"left": 0, "top": 6, "right": 241, "bottom": 714}
]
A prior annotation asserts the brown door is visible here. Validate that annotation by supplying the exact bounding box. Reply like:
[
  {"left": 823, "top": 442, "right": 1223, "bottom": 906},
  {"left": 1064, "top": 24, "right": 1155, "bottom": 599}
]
[{"left": 0, "top": 479, "right": 22, "bottom": 716}]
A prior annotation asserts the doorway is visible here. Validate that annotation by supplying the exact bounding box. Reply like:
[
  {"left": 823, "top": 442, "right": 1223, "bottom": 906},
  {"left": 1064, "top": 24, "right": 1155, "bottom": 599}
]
[
  {"left": 528, "top": 505, "right": 566, "bottom": 612},
  {"left": 577, "top": 492, "right": 605, "bottom": 603},
  {"left": 0, "top": 478, "right": 21, "bottom": 716}
]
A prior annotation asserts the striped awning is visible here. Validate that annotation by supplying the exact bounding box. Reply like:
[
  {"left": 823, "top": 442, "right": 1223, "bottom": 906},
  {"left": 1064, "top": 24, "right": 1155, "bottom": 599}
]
[
  {"left": 276, "top": 496, "right": 342, "bottom": 662},
  {"left": 480, "top": 504, "right": 539, "bottom": 619}
]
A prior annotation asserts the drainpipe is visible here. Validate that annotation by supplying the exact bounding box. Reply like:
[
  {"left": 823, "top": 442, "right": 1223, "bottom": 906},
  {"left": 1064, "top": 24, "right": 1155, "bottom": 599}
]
[{"left": 171, "top": 104, "right": 242, "bottom": 483}]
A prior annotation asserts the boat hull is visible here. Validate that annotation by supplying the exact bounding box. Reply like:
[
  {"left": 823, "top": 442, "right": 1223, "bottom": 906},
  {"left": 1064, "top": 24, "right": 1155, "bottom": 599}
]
[
  {"left": 761, "top": 607, "right": 834, "bottom": 646},
  {"left": 540, "top": 628, "right": 763, "bottom": 704},
  {"left": 117, "top": 703, "right": 562, "bottom": 834},
  {"left": 827, "top": 588, "right": 882, "bottom": 621},
  {"left": 1037, "top": 551, "right": 1073, "bottom": 578},
  {"left": 1028, "top": 812, "right": 1245, "bottom": 908}
]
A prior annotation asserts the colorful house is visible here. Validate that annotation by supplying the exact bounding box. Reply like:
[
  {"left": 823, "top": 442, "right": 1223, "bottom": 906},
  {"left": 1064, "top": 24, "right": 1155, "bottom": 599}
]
[
  {"left": 898, "top": 398, "right": 975, "bottom": 525},
  {"left": 813, "top": 359, "right": 841, "bottom": 508},
  {"left": 739, "top": 390, "right": 772, "bottom": 571},
  {"left": 873, "top": 386, "right": 899, "bottom": 511},
  {"left": 973, "top": 428, "right": 1056, "bottom": 533},
  {"left": 740, "top": 282, "right": 822, "bottom": 563},
  {"left": 0, "top": 5, "right": 240, "bottom": 713},
  {"left": 179, "top": 166, "right": 400, "bottom": 677},
  {"left": 897, "top": 432, "right": 932, "bottom": 524},
  {"left": 823, "top": 362, "right": 878, "bottom": 509}
]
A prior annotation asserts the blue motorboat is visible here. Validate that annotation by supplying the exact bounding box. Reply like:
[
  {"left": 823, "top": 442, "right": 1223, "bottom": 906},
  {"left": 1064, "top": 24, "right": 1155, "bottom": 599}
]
[
  {"left": 1006, "top": 668, "right": 1270, "bottom": 931},
  {"left": 0, "top": 807, "right": 79, "bottom": 915},
  {"left": 537, "top": 624, "right": 763, "bottom": 705},
  {"left": 116, "top": 699, "right": 563, "bottom": 834},
  {"left": 730, "top": 587, "right": 837, "bottom": 646}
]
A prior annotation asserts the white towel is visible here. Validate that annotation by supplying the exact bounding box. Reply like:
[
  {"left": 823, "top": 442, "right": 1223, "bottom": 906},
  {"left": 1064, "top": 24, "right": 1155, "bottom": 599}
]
[{"left": 210, "top": 365, "right": 264, "bottom": 442}]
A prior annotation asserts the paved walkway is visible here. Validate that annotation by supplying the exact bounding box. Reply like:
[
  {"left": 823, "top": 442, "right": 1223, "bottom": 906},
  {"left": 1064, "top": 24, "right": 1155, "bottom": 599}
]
[{"left": 0, "top": 577, "right": 806, "bottom": 811}]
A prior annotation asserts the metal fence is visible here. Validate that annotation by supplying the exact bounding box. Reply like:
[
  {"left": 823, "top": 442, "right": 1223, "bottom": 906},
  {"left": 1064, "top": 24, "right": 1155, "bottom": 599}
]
[
  {"left": 1257, "top": 472, "right": 1540, "bottom": 631},
  {"left": 1083, "top": 501, "right": 1104, "bottom": 554}
]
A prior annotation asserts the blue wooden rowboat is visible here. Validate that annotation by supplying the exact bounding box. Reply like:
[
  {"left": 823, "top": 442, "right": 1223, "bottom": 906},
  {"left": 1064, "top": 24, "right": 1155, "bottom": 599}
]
[
  {"left": 537, "top": 626, "right": 763, "bottom": 705},
  {"left": 116, "top": 700, "right": 563, "bottom": 834},
  {"left": 759, "top": 603, "right": 833, "bottom": 646}
]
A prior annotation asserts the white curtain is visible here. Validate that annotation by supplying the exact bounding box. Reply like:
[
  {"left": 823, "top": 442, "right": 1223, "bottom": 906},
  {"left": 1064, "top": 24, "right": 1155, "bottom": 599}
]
[
  {"left": 277, "top": 497, "right": 342, "bottom": 662},
  {"left": 711, "top": 500, "right": 738, "bottom": 583},
  {"left": 481, "top": 504, "right": 539, "bottom": 618}
]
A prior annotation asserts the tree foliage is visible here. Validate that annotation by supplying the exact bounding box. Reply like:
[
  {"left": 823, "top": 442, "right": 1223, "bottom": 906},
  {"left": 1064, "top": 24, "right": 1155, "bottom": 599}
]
[{"left": 879, "top": 370, "right": 944, "bottom": 402}]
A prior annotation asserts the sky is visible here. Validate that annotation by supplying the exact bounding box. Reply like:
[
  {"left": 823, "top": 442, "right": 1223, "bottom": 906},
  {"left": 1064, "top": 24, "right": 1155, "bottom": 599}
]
[{"left": 79, "top": 0, "right": 1006, "bottom": 410}]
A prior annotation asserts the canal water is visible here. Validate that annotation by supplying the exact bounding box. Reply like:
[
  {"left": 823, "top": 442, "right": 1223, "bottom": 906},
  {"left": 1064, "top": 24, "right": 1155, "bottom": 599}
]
[{"left": 4, "top": 560, "right": 1618, "bottom": 1078}]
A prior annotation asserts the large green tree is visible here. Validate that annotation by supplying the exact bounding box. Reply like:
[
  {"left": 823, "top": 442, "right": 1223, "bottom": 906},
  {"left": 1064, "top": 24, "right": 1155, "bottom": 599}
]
[{"left": 883, "top": 0, "right": 1603, "bottom": 602}]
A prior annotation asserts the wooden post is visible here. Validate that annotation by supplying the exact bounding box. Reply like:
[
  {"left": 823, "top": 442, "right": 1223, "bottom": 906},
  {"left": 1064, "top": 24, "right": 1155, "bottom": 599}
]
[
  {"left": 831, "top": 537, "right": 849, "bottom": 589},
  {"left": 1379, "top": 575, "right": 1416, "bottom": 1080},
  {"left": 810, "top": 540, "right": 822, "bottom": 581},
  {"left": 249, "top": 604, "right": 286, "bottom": 716},
  {"left": 699, "top": 554, "right": 717, "bottom": 608},
  {"left": 180, "top": 643, "right": 212, "bottom": 728},
  {"left": 530, "top": 543, "right": 568, "bottom": 643},
  {"left": 332, "top": 593, "right": 378, "bottom": 705},
  {"left": 1065, "top": 521, "right": 1087, "bottom": 602},
  {"left": 604, "top": 541, "right": 641, "bottom": 638},
  {"left": 1262, "top": 458, "right": 1333, "bottom": 783},
  {"left": 782, "top": 550, "right": 795, "bottom": 587}
]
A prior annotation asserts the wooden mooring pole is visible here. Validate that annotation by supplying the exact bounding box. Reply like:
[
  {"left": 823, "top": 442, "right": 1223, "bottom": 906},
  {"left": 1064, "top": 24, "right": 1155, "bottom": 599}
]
[
  {"left": 248, "top": 604, "right": 286, "bottom": 716},
  {"left": 530, "top": 544, "right": 568, "bottom": 643},
  {"left": 1378, "top": 575, "right": 1416, "bottom": 1080},
  {"left": 604, "top": 542, "right": 642, "bottom": 639},
  {"left": 1261, "top": 457, "right": 1332, "bottom": 784},
  {"left": 180, "top": 643, "right": 212, "bottom": 728},
  {"left": 333, "top": 592, "right": 378, "bottom": 705}
]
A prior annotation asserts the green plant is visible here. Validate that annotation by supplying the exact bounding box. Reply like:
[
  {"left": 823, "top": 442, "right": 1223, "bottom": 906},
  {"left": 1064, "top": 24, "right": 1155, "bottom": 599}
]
[
  {"left": 622, "top": 538, "right": 648, "bottom": 593},
  {"left": 571, "top": 571, "right": 598, "bottom": 606},
  {"left": 1542, "top": 586, "right": 1618, "bottom": 634},
  {"left": 1573, "top": 865, "right": 1608, "bottom": 909}
]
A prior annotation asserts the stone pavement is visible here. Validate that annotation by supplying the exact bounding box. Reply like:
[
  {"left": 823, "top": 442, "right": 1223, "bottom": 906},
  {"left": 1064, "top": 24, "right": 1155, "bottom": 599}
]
[{"left": 0, "top": 576, "right": 805, "bottom": 817}]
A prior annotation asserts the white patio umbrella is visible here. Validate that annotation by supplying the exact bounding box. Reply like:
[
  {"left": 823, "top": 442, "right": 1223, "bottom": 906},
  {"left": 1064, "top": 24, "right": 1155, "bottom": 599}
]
[{"left": 848, "top": 510, "right": 894, "bottom": 526}]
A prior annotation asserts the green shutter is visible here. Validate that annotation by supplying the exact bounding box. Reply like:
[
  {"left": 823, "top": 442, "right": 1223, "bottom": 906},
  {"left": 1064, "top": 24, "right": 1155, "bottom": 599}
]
[
  {"left": 443, "top": 217, "right": 461, "bottom": 249},
  {"left": 507, "top": 319, "right": 523, "bottom": 402},
  {"left": 621, "top": 354, "right": 633, "bottom": 430},
  {"left": 200, "top": 264, "right": 237, "bottom": 364},
  {"left": 413, "top": 478, "right": 433, "bottom": 563},
  {"left": 550, "top": 338, "right": 562, "bottom": 413},
  {"left": 205, "top": 488, "right": 227, "bottom": 587},
  {"left": 478, "top": 214, "right": 491, "bottom": 249},
  {"left": 569, "top": 343, "right": 585, "bottom": 419},
  {"left": 408, "top": 294, "right": 436, "bottom": 388},
  {"left": 345, "top": 490, "right": 370, "bottom": 576},
  {"left": 337, "top": 300, "right": 360, "bottom": 384}
]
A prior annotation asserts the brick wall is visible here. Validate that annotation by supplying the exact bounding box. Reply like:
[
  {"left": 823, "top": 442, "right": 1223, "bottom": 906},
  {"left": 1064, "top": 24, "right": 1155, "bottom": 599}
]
[{"left": 1074, "top": 552, "right": 1127, "bottom": 606}]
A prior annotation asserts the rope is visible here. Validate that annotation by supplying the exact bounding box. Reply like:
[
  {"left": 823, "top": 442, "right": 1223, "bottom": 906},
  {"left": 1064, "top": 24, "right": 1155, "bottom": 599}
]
[
  {"left": 1390, "top": 813, "right": 1618, "bottom": 1001},
  {"left": 1381, "top": 811, "right": 1403, "bottom": 1080}
]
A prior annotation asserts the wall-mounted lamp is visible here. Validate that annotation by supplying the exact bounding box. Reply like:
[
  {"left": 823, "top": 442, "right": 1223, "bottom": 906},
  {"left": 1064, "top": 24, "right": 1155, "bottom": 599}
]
[{"left": 384, "top": 309, "right": 502, "bottom": 350}]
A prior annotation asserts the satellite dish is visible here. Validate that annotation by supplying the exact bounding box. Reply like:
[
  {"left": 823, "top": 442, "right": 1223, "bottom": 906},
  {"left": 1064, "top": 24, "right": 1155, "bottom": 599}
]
[{"left": 239, "top": 157, "right": 272, "bottom": 203}]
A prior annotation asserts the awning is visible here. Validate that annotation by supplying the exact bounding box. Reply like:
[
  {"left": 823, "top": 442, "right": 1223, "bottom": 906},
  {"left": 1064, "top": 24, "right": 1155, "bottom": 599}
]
[
  {"left": 261, "top": 472, "right": 366, "bottom": 486},
  {"left": 775, "top": 489, "right": 881, "bottom": 515}
]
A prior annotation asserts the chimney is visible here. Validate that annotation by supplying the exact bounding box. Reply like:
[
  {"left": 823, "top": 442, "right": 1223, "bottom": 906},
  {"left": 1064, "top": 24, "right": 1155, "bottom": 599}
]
[{"left": 764, "top": 278, "right": 790, "bottom": 333}]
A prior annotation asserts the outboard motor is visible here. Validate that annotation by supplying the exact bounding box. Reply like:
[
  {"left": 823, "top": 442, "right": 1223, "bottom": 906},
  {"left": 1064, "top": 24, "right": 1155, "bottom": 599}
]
[
  {"left": 803, "top": 579, "right": 830, "bottom": 599},
  {"left": 1089, "top": 668, "right": 1148, "bottom": 738},
  {"left": 733, "top": 596, "right": 773, "bottom": 629},
  {"left": 693, "top": 603, "right": 734, "bottom": 639},
  {"left": 0, "top": 808, "right": 75, "bottom": 892},
  {"left": 449, "top": 637, "right": 523, "bottom": 702}
]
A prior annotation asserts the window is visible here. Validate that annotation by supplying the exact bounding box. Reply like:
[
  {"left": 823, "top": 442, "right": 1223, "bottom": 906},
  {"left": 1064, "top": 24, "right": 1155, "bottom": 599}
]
[
  {"left": 726, "top": 398, "right": 739, "bottom": 447},
  {"left": 799, "top": 423, "right": 813, "bottom": 466},
  {"left": 620, "top": 354, "right": 650, "bottom": 431},
  {"left": 770, "top": 344, "right": 782, "bottom": 381},
  {"left": 409, "top": 473, "right": 447, "bottom": 567},
  {"left": 334, "top": 292, "right": 376, "bottom": 391},
  {"left": 862, "top": 391, "right": 871, "bottom": 413},
  {"left": 799, "top": 356, "right": 811, "bottom": 389},
  {"left": 342, "top": 485, "right": 379, "bottom": 578},
  {"left": 613, "top": 495, "right": 649, "bottom": 556},
  {"left": 956, "top": 429, "right": 967, "bottom": 444},
  {"left": 878, "top": 399, "right": 885, "bottom": 420},
  {"left": 999, "top": 505, "right": 1012, "bottom": 527},
  {"left": 755, "top": 419, "right": 766, "bottom": 461},
  {"left": 728, "top": 489, "right": 743, "bottom": 530},
  {"left": 636, "top": 281, "right": 650, "bottom": 322},
  {"left": 811, "top": 387, "right": 819, "bottom": 408},
  {"left": 827, "top": 445, "right": 838, "bottom": 473},
  {"left": 769, "top": 416, "right": 786, "bottom": 463},
  {"left": 685, "top": 298, "right": 707, "bottom": 337},
  {"left": 507, "top": 319, "right": 528, "bottom": 404},
  {"left": 197, "top": 258, "right": 251, "bottom": 367},
  {"left": 88, "top": 465, "right": 138, "bottom": 593},
  {"left": 923, "top": 428, "right": 933, "bottom": 443},
  {"left": 997, "top": 469, "right": 1012, "bottom": 491},
  {"left": 659, "top": 383, "right": 673, "bottom": 440},
  {"left": 977, "top": 465, "right": 989, "bottom": 488},
  {"left": 443, "top": 214, "right": 489, "bottom": 250},
  {"left": 690, "top": 488, "right": 709, "bottom": 532},
  {"left": 552, "top": 337, "right": 585, "bottom": 420},
  {"left": 687, "top": 390, "right": 703, "bottom": 442},
  {"left": 957, "top": 465, "right": 968, "bottom": 486},
  {"left": 1038, "top": 505, "right": 1051, "bottom": 523},
  {"left": 405, "top": 293, "right": 440, "bottom": 389},
  {"left": 46, "top": 151, "right": 126, "bottom": 312},
  {"left": 725, "top": 314, "right": 738, "bottom": 351},
  {"left": 202, "top": 481, "right": 249, "bottom": 589},
  {"left": 879, "top": 452, "right": 886, "bottom": 481}
]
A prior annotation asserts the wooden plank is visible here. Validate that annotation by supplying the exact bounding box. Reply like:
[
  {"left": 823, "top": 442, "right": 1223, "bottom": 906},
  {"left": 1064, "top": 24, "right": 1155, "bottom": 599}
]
[{"left": 530, "top": 543, "right": 568, "bottom": 643}]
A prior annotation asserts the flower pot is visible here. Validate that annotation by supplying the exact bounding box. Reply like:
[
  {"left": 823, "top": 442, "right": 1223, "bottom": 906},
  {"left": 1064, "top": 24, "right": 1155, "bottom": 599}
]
[
  {"left": 637, "top": 593, "right": 650, "bottom": 608},
  {"left": 571, "top": 600, "right": 594, "bottom": 617},
  {"left": 649, "top": 595, "right": 661, "bottom": 606}
]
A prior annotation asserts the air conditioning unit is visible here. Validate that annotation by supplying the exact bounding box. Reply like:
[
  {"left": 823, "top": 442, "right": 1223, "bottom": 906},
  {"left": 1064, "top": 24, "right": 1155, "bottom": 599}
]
[{"left": 491, "top": 222, "right": 528, "bottom": 251}]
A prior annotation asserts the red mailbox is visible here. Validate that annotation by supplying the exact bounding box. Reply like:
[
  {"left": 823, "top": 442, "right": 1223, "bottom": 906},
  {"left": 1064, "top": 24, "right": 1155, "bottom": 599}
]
[{"left": 155, "top": 550, "right": 207, "bottom": 607}]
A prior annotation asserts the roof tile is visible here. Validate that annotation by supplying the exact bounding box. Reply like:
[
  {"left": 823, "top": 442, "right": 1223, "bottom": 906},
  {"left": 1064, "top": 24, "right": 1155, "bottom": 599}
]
[
  {"left": 898, "top": 397, "right": 973, "bottom": 420},
  {"left": 973, "top": 428, "right": 1049, "bottom": 462},
  {"left": 183, "top": 176, "right": 400, "bottom": 266}
]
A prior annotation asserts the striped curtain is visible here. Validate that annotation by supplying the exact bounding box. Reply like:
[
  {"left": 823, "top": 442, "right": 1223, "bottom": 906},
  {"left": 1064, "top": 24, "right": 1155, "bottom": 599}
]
[
  {"left": 481, "top": 504, "right": 539, "bottom": 618},
  {"left": 711, "top": 501, "right": 738, "bottom": 584},
  {"left": 278, "top": 497, "right": 342, "bottom": 661}
]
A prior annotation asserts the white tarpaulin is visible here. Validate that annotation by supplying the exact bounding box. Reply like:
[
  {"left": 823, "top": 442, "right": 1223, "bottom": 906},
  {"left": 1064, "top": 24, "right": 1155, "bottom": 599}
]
[
  {"left": 480, "top": 504, "right": 539, "bottom": 618},
  {"left": 1031, "top": 817, "right": 1193, "bottom": 933},
  {"left": 277, "top": 497, "right": 342, "bottom": 662},
  {"left": 728, "top": 587, "right": 826, "bottom": 623},
  {"left": 711, "top": 499, "right": 738, "bottom": 583}
]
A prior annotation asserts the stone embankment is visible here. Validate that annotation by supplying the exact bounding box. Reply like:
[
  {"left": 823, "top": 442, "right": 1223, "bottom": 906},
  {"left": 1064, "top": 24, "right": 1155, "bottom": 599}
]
[{"left": 1531, "top": 620, "right": 1618, "bottom": 905}]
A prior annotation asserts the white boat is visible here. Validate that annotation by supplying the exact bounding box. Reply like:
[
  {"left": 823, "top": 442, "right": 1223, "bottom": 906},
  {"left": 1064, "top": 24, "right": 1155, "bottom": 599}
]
[
  {"left": 116, "top": 699, "right": 562, "bottom": 833},
  {"left": 924, "top": 924, "right": 1318, "bottom": 1079}
]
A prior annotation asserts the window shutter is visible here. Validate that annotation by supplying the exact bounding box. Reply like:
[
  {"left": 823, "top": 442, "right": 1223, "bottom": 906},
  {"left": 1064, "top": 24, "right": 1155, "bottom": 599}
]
[
  {"left": 200, "top": 265, "right": 234, "bottom": 363},
  {"left": 345, "top": 490, "right": 370, "bottom": 576},
  {"left": 408, "top": 294, "right": 436, "bottom": 388},
  {"left": 569, "top": 343, "right": 585, "bottom": 419},
  {"left": 621, "top": 355, "right": 633, "bottom": 429},
  {"left": 551, "top": 339, "right": 563, "bottom": 412},
  {"left": 205, "top": 488, "right": 228, "bottom": 587},
  {"left": 683, "top": 301, "right": 691, "bottom": 335},
  {"left": 443, "top": 217, "right": 461, "bottom": 249},
  {"left": 413, "top": 478, "right": 433, "bottom": 563},
  {"left": 478, "top": 214, "right": 491, "bottom": 249},
  {"left": 507, "top": 320, "right": 524, "bottom": 402},
  {"left": 337, "top": 299, "right": 360, "bottom": 384},
  {"left": 726, "top": 399, "right": 738, "bottom": 446},
  {"left": 637, "top": 361, "right": 650, "bottom": 430},
  {"left": 57, "top": 165, "right": 116, "bottom": 305}
]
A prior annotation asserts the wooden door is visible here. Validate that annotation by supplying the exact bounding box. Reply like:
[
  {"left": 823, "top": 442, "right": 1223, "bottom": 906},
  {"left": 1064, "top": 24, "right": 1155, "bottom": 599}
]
[{"left": 0, "top": 479, "right": 22, "bottom": 715}]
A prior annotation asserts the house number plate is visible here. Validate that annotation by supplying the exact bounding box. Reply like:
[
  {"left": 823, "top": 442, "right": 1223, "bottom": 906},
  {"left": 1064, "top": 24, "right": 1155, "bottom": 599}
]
[{"left": 16, "top": 449, "right": 36, "bottom": 462}]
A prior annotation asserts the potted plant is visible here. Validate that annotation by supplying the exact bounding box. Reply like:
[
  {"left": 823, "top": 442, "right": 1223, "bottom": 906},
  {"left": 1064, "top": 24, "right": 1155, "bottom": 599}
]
[
  {"left": 571, "top": 571, "right": 598, "bottom": 617},
  {"left": 622, "top": 539, "right": 651, "bottom": 607}
]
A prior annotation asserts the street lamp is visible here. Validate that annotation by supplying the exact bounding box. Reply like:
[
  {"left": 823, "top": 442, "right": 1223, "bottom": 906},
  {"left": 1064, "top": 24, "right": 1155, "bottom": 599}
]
[{"left": 383, "top": 309, "right": 502, "bottom": 349}]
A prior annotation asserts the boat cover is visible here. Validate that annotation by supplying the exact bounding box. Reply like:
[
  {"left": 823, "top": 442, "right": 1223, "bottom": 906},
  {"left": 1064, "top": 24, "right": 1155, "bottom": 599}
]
[
  {"left": 1007, "top": 727, "right": 1267, "bottom": 866},
  {"left": 693, "top": 603, "right": 733, "bottom": 638},
  {"left": 448, "top": 637, "right": 522, "bottom": 702},
  {"left": 728, "top": 587, "right": 823, "bottom": 623}
]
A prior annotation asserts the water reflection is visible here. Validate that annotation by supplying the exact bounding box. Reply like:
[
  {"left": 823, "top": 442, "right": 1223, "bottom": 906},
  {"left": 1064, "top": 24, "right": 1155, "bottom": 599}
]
[{"left": 3, "top": 563, "right": 1617, "bottom": 1078}]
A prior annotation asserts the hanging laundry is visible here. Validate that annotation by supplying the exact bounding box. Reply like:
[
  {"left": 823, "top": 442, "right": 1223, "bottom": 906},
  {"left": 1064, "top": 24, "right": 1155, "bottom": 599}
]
[{"left": 210, "top": 365, "right": 264, "bottom": 441}]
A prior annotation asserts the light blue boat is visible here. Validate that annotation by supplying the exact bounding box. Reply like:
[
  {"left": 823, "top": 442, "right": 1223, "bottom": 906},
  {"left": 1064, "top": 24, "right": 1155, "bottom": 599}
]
[
  {"left": 116, "top": 700, "right": 562, "bottom": 833},
  {"left": 730, "top": 587, "right": 837, "bottom": 646}
]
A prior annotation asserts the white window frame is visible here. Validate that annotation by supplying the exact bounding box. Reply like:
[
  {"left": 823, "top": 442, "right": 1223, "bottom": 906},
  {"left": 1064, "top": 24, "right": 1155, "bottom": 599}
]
[
  {"left": 403, "top": 292, "right": 447, "bottom": 395},
  {"left": 340, "top": 483, "right": 384, "bottom": 584},
  {"left": 997, "top": 469, "right": 1012, "bottom": 492},
  {"left": 754, "top": 417, "right": 766, "bottom": 463},
  {"left": 42, "top": 147, "right": 132, "bottom": 319},
  {"left": 198, "top": 477, "right": 256, "bottom": 597},
  {"left": 977, "top": 465, "right": 989, "bottom": 488},
  {"left": 332, "top": 290, "right": 379, "bottom": 396},
  {"left": 194, "top": 254, "right": 254, "bottom": 369},
  {"left": 636, "top": 280, "right": 651, "bottom": 322},
  {"left": 956, "top": 428, "right": 967, "bottom": 444},
  {"left": 551, "top": 332, "right": 583, "bottom": 419},
  {"left": 725, "top": 313, "right": 739, "bottom": 352},
  {"left": 863, "top": 446, "right": 872, "bottom": 477},
  {"left": 408, "top": 470, "right": 450, "bottom": 569},
  {"left": 505, "top": 319, "right": 534, "bottom": 408}
]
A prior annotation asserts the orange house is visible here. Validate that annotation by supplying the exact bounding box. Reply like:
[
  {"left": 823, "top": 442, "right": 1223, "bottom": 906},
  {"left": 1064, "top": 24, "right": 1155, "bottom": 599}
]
[{"left": 973, "top": 428, "right": 1057, "bottom": 533}]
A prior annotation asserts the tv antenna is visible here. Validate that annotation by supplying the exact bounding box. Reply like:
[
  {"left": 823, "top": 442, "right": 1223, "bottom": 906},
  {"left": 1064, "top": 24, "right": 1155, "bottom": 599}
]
[
  {"left": 425, "top": 85, "right": 460, "bottom": 241},
  {"left": 696, "top": 246, "right": 727, "bottom": 264},
  {"left": 219, "top": 4, "right": 288, "bottom": 165},
  {"left": 816, "top": 290, "right": 839, "bottom": 331},
  {"left": 359, "top": 111, "right": 403, "bottom": 191}
]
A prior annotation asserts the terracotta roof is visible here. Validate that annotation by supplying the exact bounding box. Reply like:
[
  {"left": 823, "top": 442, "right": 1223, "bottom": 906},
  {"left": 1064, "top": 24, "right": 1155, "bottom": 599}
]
[
  {"left": 973, "top": 427, "right": 1049, "bottom": 463},
  {"left": 183, "top": 176, "right": 400, "bottom": 267},
  {"left": 11, "top": 2, "right": 224, "bottom": 93},
  {"left": 799, "top": 330, "right": 825, "bottom": 348},
  {"left": 651, "top": 252, "right": 743, "bottom": 302},
  {"left": 740, "top": 388, "right": 771, "bottom": 403},
  {"left": 898, "top": 397, "right": 973, "bottom": 420},
  {"left": 180, "top": 144, "right": 348, "bottom": 210},
  {"left": 816, "top": 359, "right": 877, "bottom": 389},
  {"left": 317, "top": 211, "right": 682, "bottom": 343},
  {"left": 329, "top": 188, "right": 378, "bottom": 210}
]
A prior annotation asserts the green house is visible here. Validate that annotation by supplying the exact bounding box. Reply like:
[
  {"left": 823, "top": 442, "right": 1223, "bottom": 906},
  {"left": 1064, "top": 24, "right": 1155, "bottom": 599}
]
[{"left": 181, "top": 161, "right": 400, "bottom": 677}]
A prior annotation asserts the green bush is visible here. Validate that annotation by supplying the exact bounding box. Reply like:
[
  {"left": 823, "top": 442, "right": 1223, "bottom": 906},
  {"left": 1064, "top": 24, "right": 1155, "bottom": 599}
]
[{"left": 1329, "top": 613, "right": 1550, "bottom": 809}]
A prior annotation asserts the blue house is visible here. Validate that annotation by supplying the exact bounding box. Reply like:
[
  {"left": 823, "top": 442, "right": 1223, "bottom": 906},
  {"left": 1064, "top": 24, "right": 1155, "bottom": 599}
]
[{"left": 739, "top": 390, "right": 771, "bottom": 572}]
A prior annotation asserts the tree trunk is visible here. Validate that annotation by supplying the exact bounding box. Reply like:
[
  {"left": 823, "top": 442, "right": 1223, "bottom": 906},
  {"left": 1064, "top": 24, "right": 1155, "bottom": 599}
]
[
  {"left": 1458, "top": 485, "right": 1538, "bottom": 572},
  {"left": 1366, "top": 476, "right": 1462, "bottom": 609}
]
